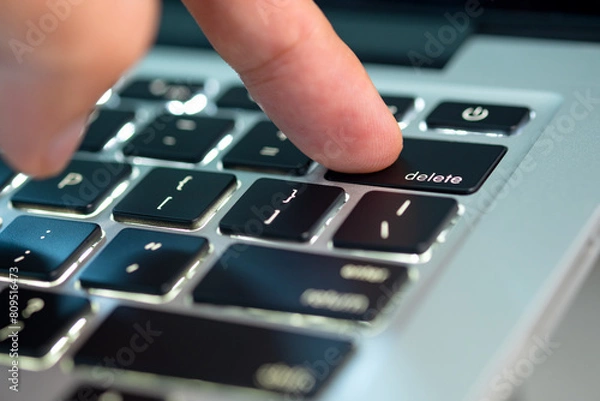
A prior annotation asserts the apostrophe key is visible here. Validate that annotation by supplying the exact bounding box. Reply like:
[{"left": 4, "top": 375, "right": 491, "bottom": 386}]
[{"left": 333, "top": 192, "right": 458, "bottom": 254}]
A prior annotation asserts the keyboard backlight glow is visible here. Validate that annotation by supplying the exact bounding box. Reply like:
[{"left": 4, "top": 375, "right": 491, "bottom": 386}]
[
  {"left": 202, "top": 149, "right": 220, "bottom": 165},
  {"left": 111, "top": 181, "right": 130, "bottom": 200},
  {"left": 68, "top": 318, "right": 87, "bottom": 337},
  {"left": 166, "top": 101, "right": 185, "bottom": 115},
  {"left": 49, "top": 336, "right": 69, "bottom": 357},
  {"left": 96, "top": 89, "right": 113, "bottom": 106},
  {"left": 115, "top": 122, "right": 136, "bottom": 142},
  {"left": 217, "top": 134, "right": 234, "bottom": 151},
  {"left": 184, "top": 94, "right": 208, "bottom": 115},
  {"left": 10, "top": 174, "right": 28, "bottom": 189}
]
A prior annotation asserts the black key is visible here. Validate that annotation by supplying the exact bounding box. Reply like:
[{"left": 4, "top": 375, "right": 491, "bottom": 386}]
[
  {"left": 61, "top": 387, "right": 163, "bottom": 401},
  {"left": 0, "top": 288, "right": 90, "bottom": 358},
  {"left": 73, "top": 306, "right": 353, "bottom": 397},
  {"left": 0, "top": 216, "right": 101, "bottom": 282},
  {"left": 123, "top": 115, "right": 234, "bottom": 163},
  {"left": 426, "top": 101, "right": 530, "bottom": 135},
  {"left": 80, "top": 109, "right": 135, "bottom": 152},
  {"left": 79, "top": 228, "right": 208, "bottom": 296},
  {"left": 113, "top": 168, "right": 236, "bottom": 229},
  {"left": 0, "top": 158, "right": 15, "bottom": 191},
  {"left": 194, "top": 245, "right": 409, "bottom": 321},
  {"left": 216, "top": 86, "right": 262, "bottom": 111},
  {"left": 333, "top": 192, "right": 458, "bottom": 254},
  {"left": 12, "top": 160, "right": 132, "bottom": 215},
  {"left": 220, "top": 179, "right": 345, "bottom": 242},
  {"left": 119, "top": 78, "right": 203, "bottom": 102},
  {"left": 326, "top": 138, "right": 506, "bottom": 195},
  {"left": 381, "top": 95, "right": 415, "bottom": 122},
  {"left": 222, "top": 121, "right": 312, "bottom": 175}
]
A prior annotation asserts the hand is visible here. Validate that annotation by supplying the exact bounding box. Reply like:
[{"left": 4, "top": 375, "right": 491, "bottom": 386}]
[{"left": 0, "top": 0, "right": 402, "bottom": 177}]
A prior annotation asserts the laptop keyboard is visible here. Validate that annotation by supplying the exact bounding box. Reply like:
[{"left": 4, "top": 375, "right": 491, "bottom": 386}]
[
  {"left": 113, "top": 168, "right": 237, "bottom": 229},
  {"left": 0, "top": 72, "right": 535, "bottom": 400},
  {"left": 123, "top": 114, "right": 235, "bottom": 163},
  {"left": 221, "top": 121, "right": 313, "bottom": 175},
  {"left": 11, "top": 160, "right": 132, "bottom": 215}
]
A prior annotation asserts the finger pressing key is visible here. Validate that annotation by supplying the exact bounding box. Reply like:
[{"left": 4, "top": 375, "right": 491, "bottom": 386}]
[{"left": 183, "top": 0, "right": 403, "bottom": 173}]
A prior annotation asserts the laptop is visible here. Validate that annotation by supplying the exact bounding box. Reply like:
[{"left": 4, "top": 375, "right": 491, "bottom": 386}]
[{"left": 1, "top": 0, "right": 599, "bottom": 400}]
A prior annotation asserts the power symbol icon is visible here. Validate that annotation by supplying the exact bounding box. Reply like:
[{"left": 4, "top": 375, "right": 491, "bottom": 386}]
[{"left": 462, "top": 106, "right": 490, "bottom": 122}]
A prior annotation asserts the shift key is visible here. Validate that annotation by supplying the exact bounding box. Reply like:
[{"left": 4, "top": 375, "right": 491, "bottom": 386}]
[
  {"left": 325, "top": 138, "right": 507, "bottom": 195},
  {"left": 73, "top": 306, "right": 353, "bottom": 397}
]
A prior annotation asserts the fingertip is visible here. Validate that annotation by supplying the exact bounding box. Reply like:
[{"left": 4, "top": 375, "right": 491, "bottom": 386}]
[
  {"left": 1, "top": 115, "right": 87, "bottom": 179},
  {"left": 322, "top": 114, "right": 403, "bottom": 174}
]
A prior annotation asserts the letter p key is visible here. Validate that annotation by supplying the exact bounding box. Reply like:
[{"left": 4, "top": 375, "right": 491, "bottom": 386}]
[{"left": 58, "top": 172, "right": 83, "bottom": 189}]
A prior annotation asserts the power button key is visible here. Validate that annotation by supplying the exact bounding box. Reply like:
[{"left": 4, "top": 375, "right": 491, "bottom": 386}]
[{"left": 426, "top": 101, "right": 530, "bottom": 135}]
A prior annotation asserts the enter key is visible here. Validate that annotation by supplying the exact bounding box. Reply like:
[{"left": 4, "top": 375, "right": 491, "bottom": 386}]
[{"left": 326, "top": 138, "right": 507, "bottom": 195}]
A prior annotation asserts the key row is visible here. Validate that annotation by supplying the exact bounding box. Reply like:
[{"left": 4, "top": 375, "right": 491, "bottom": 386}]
[
  {"left": 3, "top": 163, "right": 460, "bottom": 247},
  {"left": 81, "top": 101, "right": 525, "bottom": 169},
  {"left": 81, "top": 114, "right": 313, "bottom": 175},
  {"left": 115, "top": 78, "right": 531, "bottom": 134},
  {"left": 1, "top": 181, "right": 454, "bottom": 278},
  {"left": 0, "top": 287, "right": 353, "bottom": 397},
  {"left": 1, "top": 230, "right": 410, "bottom": 319}
]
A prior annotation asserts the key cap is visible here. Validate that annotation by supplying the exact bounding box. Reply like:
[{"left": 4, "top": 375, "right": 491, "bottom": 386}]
[
  {"left": 0, "top": 216, "right": 101, "bottom": 282},
  {"left": 79, "top": 228, "right": 208, "bottom": 297},
  {"left": 222, "top": 121, "right": 312, "bottom": 175},
  {"left": 425, "top": 101, "right": 530, "bottom": 135},
  {"left": 0, "top": 159, "right": 15, "bottom": 191},
  {"left": 73, "top": 306, "right": 353, "bottom": 397},
  {"left": 219, "top": 179, "right": 345, "bottom": 242},
  {"left": 119, "top": 78, "right": 204, "bottom": 102},
  {"left": 113, "top": 168, "right": 236, "bottom": 229},
  {"left": 216, "top": 85, "right": 262, "bottom": 111},
  {"left": 333, "top": 192, "right": 458, "bottom": 254},
  {"left": 325, "top": 138, "right": 506, "bottom": 194},
  {"left": 61, "top": 387, "right": 164, "bottom": 401},
  {"left": 12, "top": 160, "right": 132, "bottom": 215},
  {"left": 80, "top": 110, "right": 135, "bottom": 152},
  {"left": 381, "top": 95, "right": 415, "bottom": 122},
  {"left": 194, "top": 245, "right": 409, "bottom": 321},
  {"left": 0, "top": 288, "right": 90, "bottom": 358},
  {"left": 123, "top": 115, "right": 234, "bottom": 163}
]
